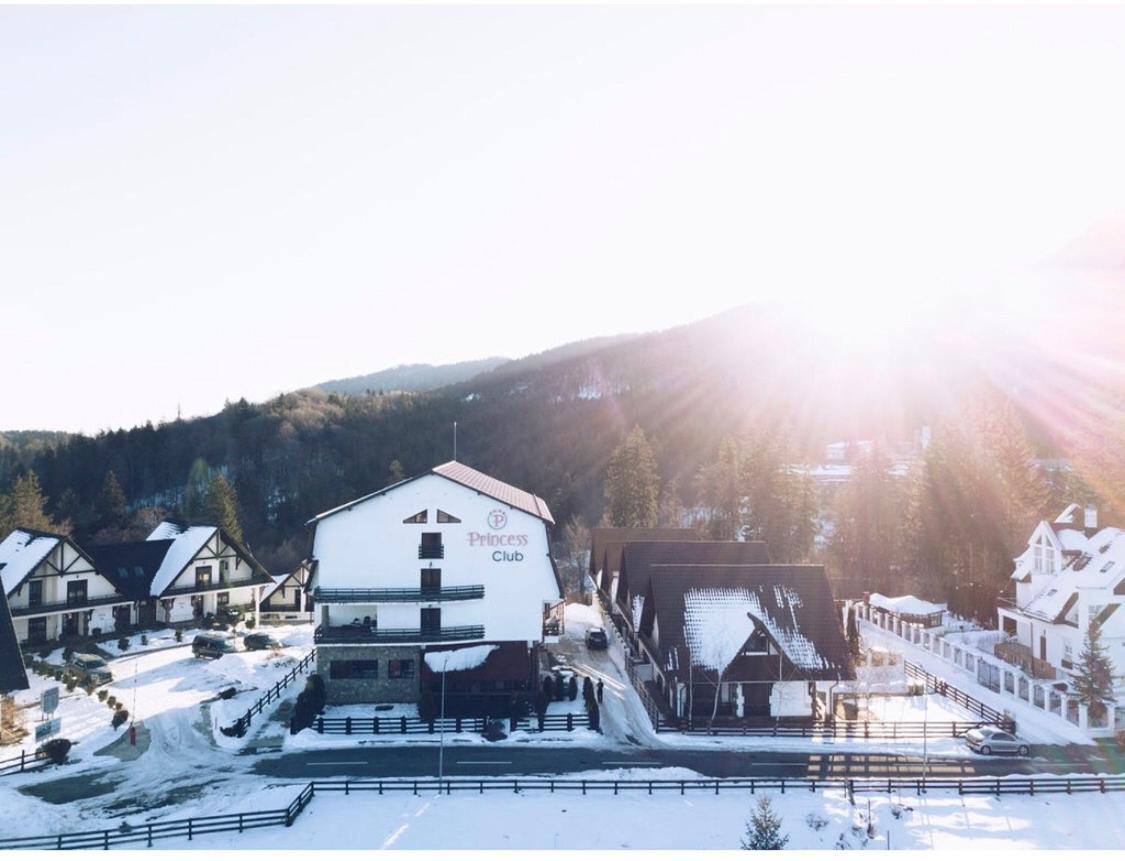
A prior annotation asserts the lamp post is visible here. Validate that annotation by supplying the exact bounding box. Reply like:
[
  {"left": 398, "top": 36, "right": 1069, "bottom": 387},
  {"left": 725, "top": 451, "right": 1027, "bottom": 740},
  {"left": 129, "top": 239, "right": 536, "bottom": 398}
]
[{"left": 437, "top": 652, "right": 450, "bottom": 784}]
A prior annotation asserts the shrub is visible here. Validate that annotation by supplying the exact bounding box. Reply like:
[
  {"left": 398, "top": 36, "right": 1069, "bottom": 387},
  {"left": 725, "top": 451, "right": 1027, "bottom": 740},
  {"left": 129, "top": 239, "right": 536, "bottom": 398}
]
[
  {"left": 117, "top": 637, "right": 129, "bottom": 652},
  {"left": 38, "top": 647, "right": 52, "bottom": 659},
  {"left": 534, "top": 690, "right": 548, "bottom": 719},
  {"left": 53, "top": 670, "right": 64, "bottom": 682},
  {"left": 97, "top": 689, "right": 109, "bottom": 703},
  {"left": 290, "top": 690, "right": 316, "bottom": 734},
  {"left": 84, "top": 682, "right": 97, "bottom": 696},
  {"left": 140, "top": 634, "right": 148, "bottom": 646},
  {"left": 542, "top": 675, "right": 553, "bottom": 701},
  {"left": 65, "top": 677, "right": 77, "bottom": 693},
  {"left": 244, "top": 618, "right": 256, "bottom": 630},
  {"left": 175, "top": 629, "right": 183, "bottom": 643},
  {"left": 568, "top": 676, "right": 578, "bottom": 701},
  {"left": 305, "top": 675, "right": 326, "bottom": 714},
  {"left": 218, "top": 687, "right": 237, "bottom": 700},
  {"left": 114, "top": 701, "right": 125, "bottom": 710},
  {"left": 91, "top": 627, "right": 102, "bottom": 638},
  {"left": 107, "top": 695, "right": 117, "bottom": 708},
  {"left": 111, "top": 710, "right": 129, "bottom": 730},
  {"left": 62, "top": 646, "right": 75, "bottom": 663},
  {"left": 742, "top": 796, "right": 788, "bottom": 850},
  {"left": 582, "top": 676, "right": 594, "bottom": 703},
  {"left": 39, "top": 738, "right": 72, "bottom": 765}
]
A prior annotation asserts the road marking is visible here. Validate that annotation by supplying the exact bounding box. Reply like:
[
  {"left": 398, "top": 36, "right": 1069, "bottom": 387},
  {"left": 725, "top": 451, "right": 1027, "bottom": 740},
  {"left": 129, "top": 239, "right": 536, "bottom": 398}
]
[
  {"left": 307, "top": 760, "right": 367, "bottom": 765},
  {"left": 456, "top": 760, "right": 513, "bottom": 765}
]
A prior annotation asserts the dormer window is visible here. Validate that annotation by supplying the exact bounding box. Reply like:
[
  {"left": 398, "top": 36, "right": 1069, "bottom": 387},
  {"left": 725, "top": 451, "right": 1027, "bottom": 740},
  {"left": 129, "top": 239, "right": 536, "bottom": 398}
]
[
  {"left": 436, "top": 510, "right": 461, "bottom": 524},
  {"left": 1034, "top": 545, "right": 1043, "bottom": 573},
  {"left": 403, "top": 511, "right": 428, "bottom": 524},
  {"left": 1101, "top": 561, "right": 1116, "bottom": 574},
  {"left": 743, "top": 629, "right": 769, "bottom": 655}
]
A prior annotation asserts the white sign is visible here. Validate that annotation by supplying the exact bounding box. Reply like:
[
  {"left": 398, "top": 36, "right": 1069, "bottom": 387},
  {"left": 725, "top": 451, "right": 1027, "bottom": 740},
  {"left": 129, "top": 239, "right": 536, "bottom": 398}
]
[{"left": 35, "top": 718, "right": 61, "bottom": 741}]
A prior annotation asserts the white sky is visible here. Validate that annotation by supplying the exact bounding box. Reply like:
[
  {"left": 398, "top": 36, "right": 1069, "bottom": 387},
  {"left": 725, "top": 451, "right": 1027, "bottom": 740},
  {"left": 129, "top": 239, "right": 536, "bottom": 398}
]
[{"left": 2, "top": 5, "right": 1124, "bottom": 433}]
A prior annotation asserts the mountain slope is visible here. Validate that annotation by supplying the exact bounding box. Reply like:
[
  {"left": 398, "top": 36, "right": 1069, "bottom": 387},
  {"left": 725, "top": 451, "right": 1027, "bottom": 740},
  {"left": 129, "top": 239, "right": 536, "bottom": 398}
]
[{"left": 313, "top": 357, "right": 509, "bottom": 396}]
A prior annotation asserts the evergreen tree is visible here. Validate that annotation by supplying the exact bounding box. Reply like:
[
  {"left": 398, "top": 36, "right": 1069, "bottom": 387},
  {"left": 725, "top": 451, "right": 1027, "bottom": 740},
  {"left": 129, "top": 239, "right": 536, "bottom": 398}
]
[
  {"left": 697, "top": 437, "right": 744, "bottom": 539},
  {"left": 657, "top": 476, "right": 686, "bottom": 528},
  {"left": 387, "top": 459, "right": 405, "bottom": 484},
  {"left": 0, "top": 471, "right": 60, "bottom": 534},
  {"left": 741, "top": 795, "right": 789, "bottom": 850},
  {"left": 95, "top": 470, "right": 127, "bottom": 531},
  {"left": 1073, "top": 621, "right": 1116, "bottom": 722},
  {"left": 829, "top": 447, "right": 903, "bottom": 594},
  {"left": 846, "top": 605, "right": 860, "bottom": 658},
  {"left": 202, "top": 474, "right": 243, "bottom": 542},
  {"left": 604, "top": 426, "right": 660, "bottom": 528}
]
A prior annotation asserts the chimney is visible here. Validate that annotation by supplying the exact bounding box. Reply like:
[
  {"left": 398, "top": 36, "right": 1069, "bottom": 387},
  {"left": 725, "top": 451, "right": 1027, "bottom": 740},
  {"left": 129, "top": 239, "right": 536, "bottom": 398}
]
[{"left": 1084, "top": 505, "right": 1098, "bottom": 531}]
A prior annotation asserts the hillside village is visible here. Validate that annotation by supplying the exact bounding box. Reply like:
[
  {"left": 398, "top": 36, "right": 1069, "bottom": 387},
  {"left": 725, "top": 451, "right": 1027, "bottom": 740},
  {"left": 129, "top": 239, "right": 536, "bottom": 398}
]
[{"left": 2, "top": 452, "right": 1124, "bottom": 849}]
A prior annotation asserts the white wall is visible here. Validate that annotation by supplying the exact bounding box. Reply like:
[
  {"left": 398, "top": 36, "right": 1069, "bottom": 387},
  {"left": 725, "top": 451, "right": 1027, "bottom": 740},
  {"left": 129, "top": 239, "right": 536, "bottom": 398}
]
[
  {"left": 770, "top": 681, "right": 812, "bottom": 716},
  {"left": 6, "top": 539, "right": 121, "bottom": 610},
  {"left": 312, "top": 474, "right": 559, "bottom": 643}
]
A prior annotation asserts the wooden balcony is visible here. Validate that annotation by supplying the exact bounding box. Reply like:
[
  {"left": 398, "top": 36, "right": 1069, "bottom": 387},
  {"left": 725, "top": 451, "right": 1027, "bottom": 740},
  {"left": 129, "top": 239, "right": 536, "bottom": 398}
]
[{"left": 994, "top": 641, "right": 1057, "bottom": 680}]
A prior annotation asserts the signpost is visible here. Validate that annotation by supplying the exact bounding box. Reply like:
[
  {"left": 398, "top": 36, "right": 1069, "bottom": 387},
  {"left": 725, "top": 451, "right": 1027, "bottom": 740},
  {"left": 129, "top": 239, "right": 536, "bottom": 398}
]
[
  {"left": 41, "top": 686, "right": 59, "bottom": 718},
  {"left": 35, "top": 718, "right": 61, "bottom": 742}
]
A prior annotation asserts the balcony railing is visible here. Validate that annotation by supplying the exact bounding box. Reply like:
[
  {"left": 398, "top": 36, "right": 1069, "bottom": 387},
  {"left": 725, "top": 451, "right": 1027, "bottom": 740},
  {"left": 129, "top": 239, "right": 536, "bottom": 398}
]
[
  {"left": 313, "top": 586, "right": 484, "bottom": 604},
  {"left": 314, "top": 624, "right": 484, "bottom": 645},
  {"left": 159, "top": 573, "right": 274, "bottom": 598},
  {"left": 418, "top": 544, "right": 445, "bottom": 560},
  {"left": 994, "top": 641, "right": 1057, "bottom": 680},
  {"left": 11, "top": 594, "right": 132, "bottom": 617}
]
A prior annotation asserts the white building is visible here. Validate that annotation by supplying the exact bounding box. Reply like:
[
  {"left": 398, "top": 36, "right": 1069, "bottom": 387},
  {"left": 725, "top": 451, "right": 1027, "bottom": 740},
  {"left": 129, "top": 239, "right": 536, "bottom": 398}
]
[
  {"left": 998, "top": 503, "right": 1125, "bottom": 733},
  {"left": 0, "top": 528, "right": 134, "bottom": 645},
  {"left": 307, "top": 461, "right": 562, "bottom": 709},
  {"left": 260, "top": 561, "right": 314, "bottom": 622}
]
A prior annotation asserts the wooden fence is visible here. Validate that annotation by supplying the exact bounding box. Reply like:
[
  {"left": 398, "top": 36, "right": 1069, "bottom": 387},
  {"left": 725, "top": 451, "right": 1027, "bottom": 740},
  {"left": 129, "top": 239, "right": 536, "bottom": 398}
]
[
  {"left": 222, "top": 649, "right": 317, "bottom": 737},
  {"left": 313, "top": 712, "right": 589, "bottom": 735}
]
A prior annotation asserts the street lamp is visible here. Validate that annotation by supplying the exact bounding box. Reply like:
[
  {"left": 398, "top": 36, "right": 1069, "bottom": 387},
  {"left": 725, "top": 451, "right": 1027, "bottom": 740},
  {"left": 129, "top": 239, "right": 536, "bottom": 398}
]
[{"left": 437, "top": 652, "right": 450, "bottom": 784}]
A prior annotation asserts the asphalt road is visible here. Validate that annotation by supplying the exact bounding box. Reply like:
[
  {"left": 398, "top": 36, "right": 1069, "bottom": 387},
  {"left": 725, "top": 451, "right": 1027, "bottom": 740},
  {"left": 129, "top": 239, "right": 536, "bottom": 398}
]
[{"left": 252, "top": 743, "right": 1125, "bottom": 781}]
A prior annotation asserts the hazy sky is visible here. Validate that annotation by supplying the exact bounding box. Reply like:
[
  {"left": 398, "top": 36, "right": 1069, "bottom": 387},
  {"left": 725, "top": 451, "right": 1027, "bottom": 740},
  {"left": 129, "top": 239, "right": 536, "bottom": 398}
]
[{"left": 3, "top": 5, "right": 1125, "bottom": 433}]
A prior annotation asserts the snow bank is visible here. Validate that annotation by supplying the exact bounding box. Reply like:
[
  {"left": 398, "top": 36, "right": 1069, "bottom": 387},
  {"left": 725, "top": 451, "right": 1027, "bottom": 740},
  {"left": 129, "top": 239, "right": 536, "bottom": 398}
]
[{"left": 424, "top": 645, "right": 498, "bottom": 673}]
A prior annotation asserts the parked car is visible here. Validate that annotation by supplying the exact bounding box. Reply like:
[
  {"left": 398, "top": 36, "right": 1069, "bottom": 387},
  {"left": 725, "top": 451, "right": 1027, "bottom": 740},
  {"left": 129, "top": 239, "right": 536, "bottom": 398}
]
[
  {"left": 66, "top": 653, "right": 113, "bottom": 687},
  {"left": 964, "top": 725, "right": 1030, "bottom": 757},
  {"left": 585, "top": 627, "right": 608, "bottom": 650},
  {"left": 192, "top": 633, "right": 237, "bottom": 659},
  {"left": 242, "top": 632, "right": 281, "bottom": 651}
]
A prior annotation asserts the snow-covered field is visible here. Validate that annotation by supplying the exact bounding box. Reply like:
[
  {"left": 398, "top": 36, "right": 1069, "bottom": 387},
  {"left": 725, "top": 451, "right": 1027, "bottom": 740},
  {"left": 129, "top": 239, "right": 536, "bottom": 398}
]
[{"left": 150, "top": 769, "right": 1125, "bottom": 850}]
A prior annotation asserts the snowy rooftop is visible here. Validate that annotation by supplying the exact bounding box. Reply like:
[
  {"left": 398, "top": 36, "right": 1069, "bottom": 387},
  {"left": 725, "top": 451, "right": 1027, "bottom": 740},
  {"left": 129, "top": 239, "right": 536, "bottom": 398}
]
[
  {"left": 0, "top": 529, "right": 61, "bottom": 595},
  {"left": 423, "top": 644, "right": 499, "bottom": 673},
  {"left": 868, "top": 593, "right": 946, "bottom": 618},
  {"left": 146, "top": 521, "right": 218, "bottom": 596}
]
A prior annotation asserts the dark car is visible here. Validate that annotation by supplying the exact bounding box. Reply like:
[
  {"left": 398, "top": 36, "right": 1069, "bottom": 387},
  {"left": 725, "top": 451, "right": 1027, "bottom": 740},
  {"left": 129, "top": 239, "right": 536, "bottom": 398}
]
[
  {"left": 585, "top": 627, "right": 609, "bottom": 650},
  {"left": 66, "top": 653, "right": 113, "bottom": 687},
  {"left": 243, "top": 633, "right": 281, "bottom": 651},
  {"left": 192, "top": 633, "right": 236, "bottom": 659}
]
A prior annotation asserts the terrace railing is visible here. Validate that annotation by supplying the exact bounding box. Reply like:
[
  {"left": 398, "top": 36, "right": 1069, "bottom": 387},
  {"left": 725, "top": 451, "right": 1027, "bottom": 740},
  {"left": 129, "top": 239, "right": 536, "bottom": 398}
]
[
  {"left": 313, "top": 586, "right": 484, "bottom": 604},
  {"left": 313, "top": 625, "right": 484, "bottom": 645}
]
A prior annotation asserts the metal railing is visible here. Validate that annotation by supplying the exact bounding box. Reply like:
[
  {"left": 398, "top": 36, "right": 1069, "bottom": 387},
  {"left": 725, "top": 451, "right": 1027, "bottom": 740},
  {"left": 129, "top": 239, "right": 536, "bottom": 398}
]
[
  {"left": 313, "top": 586, "right": 484, "bottom": 604},
  {"left": 904, "top": 660, "right": 1013, "bottom": 728},
  {"left": 313, "top": 712, "right": 588, "bottom": 735},
  {"left": 4, "top": 774, "right": 1124, "bottom": 850},
  {"left": 313, "top": 625, "right": 484, "bottom": 645},
  {"left": 418, "top": 545, "right": 444, "bottom": 560},
  {"left": 160, "top": 574, "right": 274, "bottom": 598},
  {"left": 221, "top": 649, "right": 317, "bottom": 737},
  {"left": 653, "top": 718, "right": 1011, "bottom": 738},
  {"left": 10, "top": 595, "right": 132, "bottom": 617}
]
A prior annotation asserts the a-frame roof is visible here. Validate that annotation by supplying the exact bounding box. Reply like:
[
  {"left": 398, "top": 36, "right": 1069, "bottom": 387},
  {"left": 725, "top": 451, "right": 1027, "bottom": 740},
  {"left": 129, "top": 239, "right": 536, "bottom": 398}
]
[{"left": 0, "top": 586, "right": 29, "bottom": 692}]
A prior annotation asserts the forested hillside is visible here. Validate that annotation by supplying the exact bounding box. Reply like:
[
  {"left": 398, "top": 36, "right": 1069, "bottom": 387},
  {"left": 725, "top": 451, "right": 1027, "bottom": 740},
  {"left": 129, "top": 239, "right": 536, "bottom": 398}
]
[{"left": 2, "top": 302, "right": 1121, "bottom": 618}]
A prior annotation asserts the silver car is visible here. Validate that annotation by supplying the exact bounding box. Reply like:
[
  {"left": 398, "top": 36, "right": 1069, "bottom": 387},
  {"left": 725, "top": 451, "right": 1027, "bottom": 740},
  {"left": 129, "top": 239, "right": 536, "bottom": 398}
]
[{"left": 964, "top": 725, "right": 1030, "bottom": 757}]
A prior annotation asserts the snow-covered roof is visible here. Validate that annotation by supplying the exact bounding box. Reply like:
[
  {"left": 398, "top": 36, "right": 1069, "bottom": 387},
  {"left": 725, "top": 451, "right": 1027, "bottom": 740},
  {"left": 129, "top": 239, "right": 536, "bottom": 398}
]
[
  {"left": 638, "top": 565, "right": 851, "bottom": 681},
  {"left": 0, "top": 529, "right": 61, "bottom": 595},
  {"left": 423, "top": 644, "right": 498, "bottom": 673},
  {"left": 868, "top": 593, "right": 946, "bottom": 617},
  {"left": 146, "top": 522, "right": 217, "bottom": 596}
]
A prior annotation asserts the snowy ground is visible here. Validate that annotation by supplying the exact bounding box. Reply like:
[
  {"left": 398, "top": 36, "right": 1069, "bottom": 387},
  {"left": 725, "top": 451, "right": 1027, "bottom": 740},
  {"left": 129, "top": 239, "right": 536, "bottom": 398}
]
[
  {"left": 146, "top": 768, "right": 1125, "bottom": 850},
  {"left": 859, "top": 621, "right": 1091, "bottom": 746}
]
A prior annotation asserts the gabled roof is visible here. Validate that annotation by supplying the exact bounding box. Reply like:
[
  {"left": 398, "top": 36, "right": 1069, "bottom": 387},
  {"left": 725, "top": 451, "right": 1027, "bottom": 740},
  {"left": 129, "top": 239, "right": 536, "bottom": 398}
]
[
  {"left": 0, "top": 586, "right": 29, "bottom": 692},
  {"left": 261, "top": 563, "right": 309, "bottom": 602},
  {"left": 145, "top": 522, "right": 220, "bottom": 596},
  {"left": 588, "top": 527, "right": 699, "bottom": 588},
  {"left": 639, "top": 565, "right": 851, "bottom": 682},
  {"left": 85, "top": 539, "right": 175, "bottom": 600},
  {"left": 616, "top": 540, "right": 770, "bottom": 620},
  {"left": 0, "top": 528, "right": 63, "bottom": 595},
  {"left": 308, "top": 461, "right": 555, "bottom": 526}
]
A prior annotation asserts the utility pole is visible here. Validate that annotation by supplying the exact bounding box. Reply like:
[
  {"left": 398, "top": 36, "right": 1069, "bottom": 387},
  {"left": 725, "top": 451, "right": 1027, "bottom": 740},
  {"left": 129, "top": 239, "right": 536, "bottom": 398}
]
[
  {"left": 437, "top": 652, "right": 450, "bottom": 784},
  {"left": 453, "top": 422, "right": 457, "bottom": 461}
]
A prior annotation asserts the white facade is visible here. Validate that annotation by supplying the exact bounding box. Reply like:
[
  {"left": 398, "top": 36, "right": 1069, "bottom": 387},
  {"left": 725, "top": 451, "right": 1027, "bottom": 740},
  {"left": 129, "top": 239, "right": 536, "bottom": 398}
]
[
  {"left": 1, "top": 531, "right": 132, "bottom": 644},
  {"left": 311, "top": 473, "right": 559, "bottom": 642}
]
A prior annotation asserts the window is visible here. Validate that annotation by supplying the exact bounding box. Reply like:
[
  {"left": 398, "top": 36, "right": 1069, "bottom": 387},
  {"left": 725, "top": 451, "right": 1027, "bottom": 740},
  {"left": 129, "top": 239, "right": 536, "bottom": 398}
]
[
  {"left": 421, "top": 607, "right": 441, "bottom": 633},
  {"left": 421, "top": 569, "right": 442, "bottom": 594},
  {"left": 1062, "top": 641, "right": 1074, "bottom": 668},
  {"left": 419, "top": 532, "right": 443, "bottom": 560},
  {"left": 219, "top": 559, "right": 229, "bottom": 584},
  {"left": 217, "top": 592, "right": 230, "bottom": 609},
  {"left": 195, "top": 566, "right": 213, "bottom": 589},
  {"left": 28, "top": 579, "right": 42, "bottom": 608},
  {"left": 1045, "top": 548, "right": 1055, "bottom": 573},
  {"left": 27, "top": 617, "right": 47, "bottom": 643},
  {"left": 743, "top": 629, "right": 769, "bottom": 655},
  {"left": 403, "top": 510, "right": 428, "bottom": 524},
  {"left": 388, "top": 659, "right": 414, "bottom": 679},
  {"left": 330, "top": 660, "right": 378, "bottom": 679},
  {"left": 66, "top": 580, "right": 88, "bottom": 607},
  {"left": 1034, "top": 544, "right": 1043, "bottom": 573},
  {"left": 436, "top": 510, "right": 461, "bottom": 524},
  {"left": 1002, "top": 616, "right": 1018, "bottom": 636}
]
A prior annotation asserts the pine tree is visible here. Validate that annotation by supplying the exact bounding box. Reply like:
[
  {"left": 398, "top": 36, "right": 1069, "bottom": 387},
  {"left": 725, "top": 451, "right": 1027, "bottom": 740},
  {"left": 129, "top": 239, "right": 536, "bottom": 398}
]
[
  {"left": 1073, "top": 621, "right": 1116, "bottom": 722},
  {"left": 604, "top": 426, "right": 660, "bottom": 528},
  {"left": 741, "top": 795, "right": 789, "bottom": 850},
  {"left": 203, "top": 474, "right": 243, "bottom": 542},
  {"left": 846, "top": 605, "right": 861, "bottom": 658},
  {"left": 95, "top": 470, "right": 127, "bottom": 531},
  {"left": 697, "top": 437, "right": 744, "bottom": 539},
  {"left": 387, "top": 459, "right": 405, "bottom": 484},
  {"left": 0, "top": 472, "right": 59, "bottom": 534}
]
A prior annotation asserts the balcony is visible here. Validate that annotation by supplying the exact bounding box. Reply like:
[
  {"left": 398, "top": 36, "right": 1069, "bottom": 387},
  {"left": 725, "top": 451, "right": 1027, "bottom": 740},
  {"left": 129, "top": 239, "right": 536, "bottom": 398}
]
[
  {"left": 994, "top": 641, "right": 1057, "bottom": 680},
  {"left": 160, "top": 572, "right": 274, "bottom": 598},
  {"left": 418, "top": 544, "right": 444, "bottom": 560},
  {"left": 314, "top": 624, "right": 484, "bottom": 645},
  {"left": 11, "top": 594, "right": 132, "bottom": 617},
  {"left": 313, "top": 586, "right": 484, "bottom": 604}
]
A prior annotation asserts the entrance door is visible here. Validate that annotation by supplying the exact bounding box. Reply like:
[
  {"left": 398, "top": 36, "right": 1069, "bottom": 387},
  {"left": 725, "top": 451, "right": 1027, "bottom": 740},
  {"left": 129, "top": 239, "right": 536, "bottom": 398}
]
[
  {"left": 191, "top": 595, "right": 204, "bottom": 619},
  {"left": 27, "top": 617, "right": 47, "bottom": 644},
  {"left": 62, "top": 612, "right": 80, "bottom": 637},
  {"left": 744, "top": 683, "right": 771, "bottom": 717},
  {"left": 421, "top": 607, "right": 441, "bottom": 636},
  {"left": 114, "top": 604, "right": 132, "bottom": 632}
]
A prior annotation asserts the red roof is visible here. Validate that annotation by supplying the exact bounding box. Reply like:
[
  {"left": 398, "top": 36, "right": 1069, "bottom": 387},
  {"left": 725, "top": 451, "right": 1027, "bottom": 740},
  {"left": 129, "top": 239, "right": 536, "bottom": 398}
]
[{"left": 432, "top": 461, "right": 554, "bottom": 525}]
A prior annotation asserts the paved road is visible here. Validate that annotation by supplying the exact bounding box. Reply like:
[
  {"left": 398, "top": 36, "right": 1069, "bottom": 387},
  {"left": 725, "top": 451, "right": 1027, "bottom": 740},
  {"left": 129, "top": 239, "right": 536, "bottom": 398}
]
[{"left": 252, "top": 743, "right": 1124, "bottom": 781}]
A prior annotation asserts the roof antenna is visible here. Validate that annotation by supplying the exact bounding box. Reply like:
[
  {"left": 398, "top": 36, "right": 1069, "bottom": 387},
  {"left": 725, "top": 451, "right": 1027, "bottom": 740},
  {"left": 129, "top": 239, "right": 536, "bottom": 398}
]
[{"left": 453, "top": 421, "right": 458, "bottom": 462}]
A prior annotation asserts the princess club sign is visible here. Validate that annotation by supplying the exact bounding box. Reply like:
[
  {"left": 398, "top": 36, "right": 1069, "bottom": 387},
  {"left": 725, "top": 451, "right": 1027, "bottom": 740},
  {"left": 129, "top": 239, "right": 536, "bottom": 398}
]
[{"left": 468, "top": 509, "right": 528, "bottom": 561}]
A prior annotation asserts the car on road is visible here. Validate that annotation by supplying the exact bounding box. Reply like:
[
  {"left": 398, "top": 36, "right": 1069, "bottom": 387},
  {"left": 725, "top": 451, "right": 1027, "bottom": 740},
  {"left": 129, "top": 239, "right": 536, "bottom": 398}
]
[
  {"left": 192, "top": 632, "right": 237, "bottom": 659},
  {"left": 66, "top": 653, "right": 113, "bottom": 687},
  {"left": 585, "top": 627, "right": 608, "bottom": 650},
  {"left": 964, "top": 725, "right": 1030, "bottom": 757},
  {"left": 242, "top": 632, "right": 281, "bottom": 651}
]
